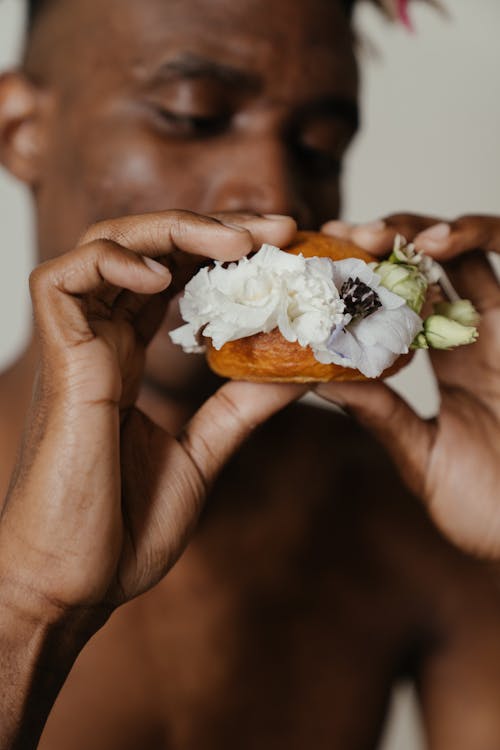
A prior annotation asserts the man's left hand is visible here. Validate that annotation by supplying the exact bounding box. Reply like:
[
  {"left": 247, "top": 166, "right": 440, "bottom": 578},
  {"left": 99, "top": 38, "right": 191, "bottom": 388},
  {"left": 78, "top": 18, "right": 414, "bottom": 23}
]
[{"left": 318, "top": 214, "right": 500, "bottom": 559}]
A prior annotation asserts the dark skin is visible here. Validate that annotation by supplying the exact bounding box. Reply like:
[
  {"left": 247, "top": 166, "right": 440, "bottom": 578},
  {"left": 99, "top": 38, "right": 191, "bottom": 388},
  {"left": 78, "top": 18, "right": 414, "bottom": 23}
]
[{"left": 1, "top": 0, "right": 500, "bottom": 748}]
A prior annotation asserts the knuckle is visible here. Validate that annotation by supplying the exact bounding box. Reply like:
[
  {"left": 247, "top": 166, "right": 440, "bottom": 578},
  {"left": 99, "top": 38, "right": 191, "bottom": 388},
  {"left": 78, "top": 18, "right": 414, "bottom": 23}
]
[
  {"left": 453, "top": 214, "right": 488, "bottom": 229},
  {"left": 152, "top": 209, "right": 204, "bottom": 250},
  {"left": 78, "top": 219, "right": 113, "bottom": 246},
  {"left": 91, "top": 237, "right": 119, "bottom": 259},
  {"left": 211, "top": 211, "right": 253, "bottom": 224},
  {"left": 453, "top": 214, "right": 478, "bottom": 225},
  {"left": 452, "top": 215, "right": 494, "bottom": 249},
  {"left": 169, "top": 213, "right": 202, "bottom": 249},
  {"left": 168, "top": 208, "right": 200, "bottom": 230},
  {"left": 182, "top": 429, "right": 216, "bottom": 482},
  {"left": 79, "top": 220, "right": 139, "bottom": 250},
  {"left": 166, "top": 208, "right": 195, "bottom": 221},
  {"left": 385, "top": 212, "right": 418, "bottom": 224},
  {"left": 29, "top": 262, "right": 51, "bottom": 298},
  {"left": 84, "top": 238, "right": 124, "bottom": 267},
  {"left": 452, "top": 215, "right": 473, "bottom": 230},
  {"left": 78, "top": 222, "right": 100, "bottom": 246},
  {"left": 170, "top": 211, "right": 192, "bottom": 239},
  {"left": 28, "top": 266, "right": 41, "bottom": 294},
  {"left": 213, "top": 388, "right": 250, "bottom": 432}
]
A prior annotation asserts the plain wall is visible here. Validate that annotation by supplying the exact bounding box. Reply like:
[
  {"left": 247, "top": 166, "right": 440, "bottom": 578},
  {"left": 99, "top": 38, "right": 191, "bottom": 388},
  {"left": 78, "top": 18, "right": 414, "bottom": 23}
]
[{"left": 1, "top": 1, "right": 499, "bottom": 748}]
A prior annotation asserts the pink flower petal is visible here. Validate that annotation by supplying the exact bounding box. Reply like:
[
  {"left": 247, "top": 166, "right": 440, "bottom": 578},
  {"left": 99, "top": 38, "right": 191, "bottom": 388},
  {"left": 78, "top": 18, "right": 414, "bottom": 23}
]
[{"left": 397, "top": 0, "right": 414, "bottom": 31}]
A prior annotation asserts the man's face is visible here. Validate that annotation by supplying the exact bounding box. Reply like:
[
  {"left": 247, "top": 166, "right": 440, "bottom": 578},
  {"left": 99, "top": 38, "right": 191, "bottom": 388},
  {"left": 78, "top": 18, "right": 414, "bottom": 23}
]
[
  {"left": 31, "top": 0, "right": 359, "bottom": 259},
  {"left": 23, "top": 0, "right": 358, "bottom": 390}
]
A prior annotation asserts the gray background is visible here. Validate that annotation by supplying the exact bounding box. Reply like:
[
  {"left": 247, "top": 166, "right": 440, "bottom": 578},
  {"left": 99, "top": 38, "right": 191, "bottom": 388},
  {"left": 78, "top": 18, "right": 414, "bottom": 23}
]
[{"left": 1, "top": 1, "right": 500, "bottom": 747}]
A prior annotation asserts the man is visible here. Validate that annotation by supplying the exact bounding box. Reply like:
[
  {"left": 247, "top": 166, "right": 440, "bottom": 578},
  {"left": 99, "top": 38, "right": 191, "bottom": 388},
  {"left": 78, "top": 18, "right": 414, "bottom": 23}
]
[{"left": 1, "top": 0, "right": 500, "bottom": 748}]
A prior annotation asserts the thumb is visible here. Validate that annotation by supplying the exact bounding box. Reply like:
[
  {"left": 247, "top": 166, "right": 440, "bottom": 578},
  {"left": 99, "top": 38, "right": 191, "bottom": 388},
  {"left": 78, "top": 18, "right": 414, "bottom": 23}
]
[
  {"left": 115, "top": 383, "right": 305, "bottom": 600},
  {"left": 180, "top": 381, "right": 307, "bottom": 487},
  {"left": 315, "top": 381, "right": 434, "bottom": 498}
]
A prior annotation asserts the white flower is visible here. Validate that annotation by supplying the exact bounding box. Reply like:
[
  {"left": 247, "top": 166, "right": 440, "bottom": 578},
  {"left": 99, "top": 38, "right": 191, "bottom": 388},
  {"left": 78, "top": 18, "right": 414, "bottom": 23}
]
[
  {"left": 313, "top": 259, "right": 423, "bottom": 378},
  {"left": 170, "top": 245, "right": 346, "bottom": 353}
]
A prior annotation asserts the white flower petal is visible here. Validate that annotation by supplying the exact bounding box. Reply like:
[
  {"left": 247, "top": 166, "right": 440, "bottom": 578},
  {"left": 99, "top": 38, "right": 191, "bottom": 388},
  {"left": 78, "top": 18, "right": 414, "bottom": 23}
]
[
  {"left": 254, "top": 244, "right": 307, "bottom": 274},
  {"left": 351, "top": 306, "right": 421, "bottom": 351},
  {"left": 331, "top": 258, "right": 380, "bottom": 289},
  {"left": 315, "top": 327, "right": 360, "bottom": 367},
  {"left": 375, "top": 284, "right": 408, "bottom": 310},
  {"left": 356, "top": 344, "right": 398, "bottom": 378},
  {"left": 169, "top": 323, "right": 205, "bottom": 353}
]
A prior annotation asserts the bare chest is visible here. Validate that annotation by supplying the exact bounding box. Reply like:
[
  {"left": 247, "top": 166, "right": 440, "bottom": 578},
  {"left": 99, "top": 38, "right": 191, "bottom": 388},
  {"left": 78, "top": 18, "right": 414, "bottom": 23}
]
[{"left": 40, "top": 439, "right": 403, "bottom": 750}]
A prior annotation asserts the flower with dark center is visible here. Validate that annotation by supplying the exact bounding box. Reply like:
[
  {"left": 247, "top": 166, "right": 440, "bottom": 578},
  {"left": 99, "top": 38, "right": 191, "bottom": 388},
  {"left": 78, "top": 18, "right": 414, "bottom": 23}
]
[{"left": 340, "top": 277, "right": 382, "bottom": 319}]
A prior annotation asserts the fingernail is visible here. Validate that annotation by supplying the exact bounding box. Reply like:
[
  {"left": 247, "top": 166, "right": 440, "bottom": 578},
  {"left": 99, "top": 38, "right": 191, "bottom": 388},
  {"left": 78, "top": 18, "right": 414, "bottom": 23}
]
[
  {"left": 222, "top": 222, "right": 248, "bottom": 232},
  {"left": 143, "top": 256, "right": 171, "bottom": 277},
  {"left": 416, "top": 223, "right": 451, "bottom": 243},
  {"left": 358, "top": 220, "right": 386, "bottom": 232},
  {"left": 262, "top": 214, "right": 291, "bottom": 221},
  {"left": 322, "top": 220, "right": 354, "bottom": 236}
]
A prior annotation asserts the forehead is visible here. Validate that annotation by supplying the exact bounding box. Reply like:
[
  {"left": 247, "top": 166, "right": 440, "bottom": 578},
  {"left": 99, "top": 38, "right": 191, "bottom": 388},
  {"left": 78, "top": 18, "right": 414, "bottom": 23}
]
[{"left": 33, "top": 0, "right": 358, "bottom": 100}]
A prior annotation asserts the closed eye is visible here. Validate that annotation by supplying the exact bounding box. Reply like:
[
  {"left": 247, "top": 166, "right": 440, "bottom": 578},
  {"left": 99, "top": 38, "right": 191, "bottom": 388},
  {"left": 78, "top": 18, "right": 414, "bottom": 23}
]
[{"left": 154, "top": 107, "right": 230, "bottom": 138}]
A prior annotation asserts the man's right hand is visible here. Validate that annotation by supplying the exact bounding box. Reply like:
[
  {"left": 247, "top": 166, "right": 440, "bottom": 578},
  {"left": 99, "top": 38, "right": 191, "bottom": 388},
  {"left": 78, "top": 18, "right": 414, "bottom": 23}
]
[{"left": 0, "top": 210, "right": 300, "bottom": 623}]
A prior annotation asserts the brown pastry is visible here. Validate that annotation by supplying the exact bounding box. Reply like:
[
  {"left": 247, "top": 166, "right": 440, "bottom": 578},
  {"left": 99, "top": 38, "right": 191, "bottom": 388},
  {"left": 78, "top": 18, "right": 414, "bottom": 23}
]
[{"left": 206, "top": 231, "right": 413, "bottom": 383}]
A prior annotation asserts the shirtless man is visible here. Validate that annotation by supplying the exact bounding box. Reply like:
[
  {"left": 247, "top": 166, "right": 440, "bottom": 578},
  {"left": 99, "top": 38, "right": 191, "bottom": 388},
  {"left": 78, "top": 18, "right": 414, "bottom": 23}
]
[{"left": 1, "top": 0, "right": 500, "bottom": 748}]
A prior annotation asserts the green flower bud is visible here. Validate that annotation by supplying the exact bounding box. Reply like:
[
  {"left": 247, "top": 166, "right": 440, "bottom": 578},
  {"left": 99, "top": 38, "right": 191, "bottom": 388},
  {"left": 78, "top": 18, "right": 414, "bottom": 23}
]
[
  {"left": 411, "top": 331, "right": 429, "bottom": 350},
  {"left": 433, "top": 300, "right": 480, "bottom": 327},
  {"left": 389, "top": 235, "right": 415, "bottom": 265},
  {"left": 375, "top": 261, "right": 428, "bottom": 313},
  {"left": 423, "top": 314, "right": 479, "bottom": 350}
]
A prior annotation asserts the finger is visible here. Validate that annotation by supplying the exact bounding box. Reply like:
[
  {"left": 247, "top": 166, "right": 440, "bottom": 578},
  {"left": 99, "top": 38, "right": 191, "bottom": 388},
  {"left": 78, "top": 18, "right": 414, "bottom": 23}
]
[
  {"left": 210, "top": 213, "right": 297, "bottom": 249},
  {"left": 314, "top": 380, "right": 434, "bottom": 499},
  {"left": 179, "top": 381, "right": 307, "bottom": 488},
  {"left": 79, "top": 209, "right": 276, "bottom": 264},
  {"left": 414, "top": 215, "right": 500, "bottom": 260},
  {"left": 119, "top": 382, "right": 305, "bottom": 597},
  {"left": 320, "top": 219, "right": 354, "bottom": 238},
  {"left": 30, "top": 239, "right": 172, "bottom": 347},
  {"left": 321, "top": 219, "right": 390, "bottom": 253},
  {"left": 323, "top": 214, "right": 500, "bottom": 312},
  {"left": 444, "top": 251, "right": 499, "bottom": 313},
  {"left": 322, "top": 214, "right": 440, "bottom": 256},
  {"left": 109, "top": 212, "right": 298, "bottom": 327},
  {"left": 80, "top": 211, "right": 296, "bottom": 310}
]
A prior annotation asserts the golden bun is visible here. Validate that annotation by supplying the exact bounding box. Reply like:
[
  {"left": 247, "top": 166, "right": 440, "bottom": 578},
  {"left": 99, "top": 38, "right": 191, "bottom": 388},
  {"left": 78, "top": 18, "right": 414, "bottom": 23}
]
[{"left": 206, "top": 231, "right": 412, "bottom": 383}]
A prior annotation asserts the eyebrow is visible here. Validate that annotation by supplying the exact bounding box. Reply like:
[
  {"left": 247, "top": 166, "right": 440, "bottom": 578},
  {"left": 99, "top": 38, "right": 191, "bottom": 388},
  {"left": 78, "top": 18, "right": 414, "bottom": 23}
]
[
  {"left": 152, "top": 52, "right": 359, "bottom": 129},
  {"left": 153, "top": 52, "right": 261, "bottom": 90}
]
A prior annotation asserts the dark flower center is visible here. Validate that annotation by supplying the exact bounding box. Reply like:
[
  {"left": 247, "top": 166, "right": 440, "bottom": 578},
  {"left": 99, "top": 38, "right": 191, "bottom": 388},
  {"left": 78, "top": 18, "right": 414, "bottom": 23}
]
[{"left": 340, "top": 277, "right": 382, "bottom": 319}]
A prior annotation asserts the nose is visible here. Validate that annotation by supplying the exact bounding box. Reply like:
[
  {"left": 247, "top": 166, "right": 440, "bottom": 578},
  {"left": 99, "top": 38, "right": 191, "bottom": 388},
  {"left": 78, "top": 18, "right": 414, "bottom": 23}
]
[{"left": 205, "top": 135, "right": 313, "bottom": 227}]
